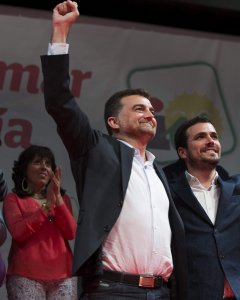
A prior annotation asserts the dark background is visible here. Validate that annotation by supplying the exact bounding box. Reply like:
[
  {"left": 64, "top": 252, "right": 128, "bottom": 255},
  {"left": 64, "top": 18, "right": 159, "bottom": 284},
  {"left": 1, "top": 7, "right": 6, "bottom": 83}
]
[{"left": 1, "top": 0, "right": 240, "bottom": 36}]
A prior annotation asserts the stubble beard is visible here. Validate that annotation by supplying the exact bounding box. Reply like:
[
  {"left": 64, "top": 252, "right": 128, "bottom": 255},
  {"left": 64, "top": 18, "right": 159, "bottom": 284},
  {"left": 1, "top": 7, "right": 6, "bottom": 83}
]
[
  {"left": 188, "top": 152, "right": 220, "bottom": 171},
  {"left": 137, "top": 124, "right": 156, "bottom": 139}
]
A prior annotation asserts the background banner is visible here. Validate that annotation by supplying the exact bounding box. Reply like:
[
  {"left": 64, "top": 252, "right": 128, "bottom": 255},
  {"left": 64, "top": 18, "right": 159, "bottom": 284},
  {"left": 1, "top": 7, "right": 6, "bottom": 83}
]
[{"left": 1, "top": 5, "right": 240, "bottom": 297}]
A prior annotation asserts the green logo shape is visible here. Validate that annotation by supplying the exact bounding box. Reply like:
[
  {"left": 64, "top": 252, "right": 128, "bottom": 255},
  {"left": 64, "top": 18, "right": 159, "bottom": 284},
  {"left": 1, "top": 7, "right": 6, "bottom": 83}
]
[{"left": 127, "top": 61, "right": 236, "bottom": 164}]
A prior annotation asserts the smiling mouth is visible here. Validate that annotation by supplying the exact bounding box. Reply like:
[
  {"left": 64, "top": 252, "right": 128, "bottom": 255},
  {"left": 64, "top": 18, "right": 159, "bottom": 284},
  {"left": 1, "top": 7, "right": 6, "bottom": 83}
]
[
  {"left": 141, "top": 122, "right": 154, "bottom": 128},
  {"left": 203, "top": 150, "right": 219, "bottom": 158},
  {"left": 39, "top": 173, "right": 48, "bottom": 177},
  {"left": 205, "top": 148, "right": 217, "bottom": 153}
]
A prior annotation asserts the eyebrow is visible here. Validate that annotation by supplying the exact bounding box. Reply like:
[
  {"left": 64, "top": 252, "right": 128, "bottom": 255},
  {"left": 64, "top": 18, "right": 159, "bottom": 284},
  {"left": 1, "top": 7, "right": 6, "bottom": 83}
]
[
  {"left": 193, "top": 131, "right": 218, "bottom": 138},
  {"left": 132, "top": 104, "right": 154, "bottom": 111}
]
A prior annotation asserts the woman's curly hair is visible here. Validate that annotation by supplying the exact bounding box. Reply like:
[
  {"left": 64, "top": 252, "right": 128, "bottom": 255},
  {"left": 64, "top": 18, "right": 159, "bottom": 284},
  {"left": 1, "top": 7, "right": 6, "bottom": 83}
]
[{"left": 12, "top": 145, "right": 65, "bottom": 198}]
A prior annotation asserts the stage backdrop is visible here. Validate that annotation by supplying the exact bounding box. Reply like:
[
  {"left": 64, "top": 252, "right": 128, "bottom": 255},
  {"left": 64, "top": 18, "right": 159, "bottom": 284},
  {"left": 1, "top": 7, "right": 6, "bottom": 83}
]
[{"left": 1, "top": 4, "right": 240, "bottom": 298}]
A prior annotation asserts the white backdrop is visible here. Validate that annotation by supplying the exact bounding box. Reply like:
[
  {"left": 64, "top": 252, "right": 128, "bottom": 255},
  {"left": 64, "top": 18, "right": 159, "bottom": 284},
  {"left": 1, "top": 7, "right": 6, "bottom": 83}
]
[{"left": 1, "top": 4, "right": 240, "bottom": 298}]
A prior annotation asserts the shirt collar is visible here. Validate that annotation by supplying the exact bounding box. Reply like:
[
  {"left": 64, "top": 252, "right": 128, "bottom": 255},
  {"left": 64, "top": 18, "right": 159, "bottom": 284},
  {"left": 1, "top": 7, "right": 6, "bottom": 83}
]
[
  {"left": 185, "top": 170, "right": 219, "bottom": 188},
  {"left": 118, "top": 139, "right": 155, "bottom": 164}
]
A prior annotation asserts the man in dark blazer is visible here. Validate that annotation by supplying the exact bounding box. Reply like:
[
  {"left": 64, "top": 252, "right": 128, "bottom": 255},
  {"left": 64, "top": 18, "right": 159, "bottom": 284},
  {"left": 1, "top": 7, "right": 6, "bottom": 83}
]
[
  {"left": 163, "top": 115, "right": 240, "bottom": 300},
  {"left": 40, "top": 1, "right": 187, "bottom": 299}
]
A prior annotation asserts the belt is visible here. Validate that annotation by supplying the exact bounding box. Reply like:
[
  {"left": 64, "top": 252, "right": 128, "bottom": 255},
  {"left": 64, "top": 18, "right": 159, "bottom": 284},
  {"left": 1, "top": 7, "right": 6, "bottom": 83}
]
[{"left": 102, "top": 270, "right": 166, "bottom": 288}]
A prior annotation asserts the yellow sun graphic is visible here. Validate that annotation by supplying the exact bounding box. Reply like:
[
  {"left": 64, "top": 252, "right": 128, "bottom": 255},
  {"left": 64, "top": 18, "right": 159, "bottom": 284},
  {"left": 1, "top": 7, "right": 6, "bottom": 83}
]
[{"left": 164, "top": 92, "right": 223, "bottom": 147}]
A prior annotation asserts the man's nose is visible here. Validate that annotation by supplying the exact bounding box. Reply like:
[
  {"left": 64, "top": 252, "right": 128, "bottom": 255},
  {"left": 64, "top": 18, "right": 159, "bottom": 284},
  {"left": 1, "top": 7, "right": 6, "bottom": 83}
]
[
  {"left": 206, "top": 136, "right": 215, "bottom": 144},
  {"left": 145, "top": 110, "right": 154, "bottom": 119}
]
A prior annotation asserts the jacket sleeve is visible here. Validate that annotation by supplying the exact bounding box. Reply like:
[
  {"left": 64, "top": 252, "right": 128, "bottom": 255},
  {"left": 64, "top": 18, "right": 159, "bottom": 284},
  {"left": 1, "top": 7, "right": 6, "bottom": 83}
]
[{"left": 41, "top": 54, "right": 98, "bottom": 161}]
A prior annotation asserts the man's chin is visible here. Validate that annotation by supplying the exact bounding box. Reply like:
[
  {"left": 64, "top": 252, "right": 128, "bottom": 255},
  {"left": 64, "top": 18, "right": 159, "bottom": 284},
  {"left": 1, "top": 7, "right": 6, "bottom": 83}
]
[
  {"left": 141, "top": 128, "right": 156, "bottom": 137},
  {"left": 203, "top": 158, "right": 220, "bottom": 167}
]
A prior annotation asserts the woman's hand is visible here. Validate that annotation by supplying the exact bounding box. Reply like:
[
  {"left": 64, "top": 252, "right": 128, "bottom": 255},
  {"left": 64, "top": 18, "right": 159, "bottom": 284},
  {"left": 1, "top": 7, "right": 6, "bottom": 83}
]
[{"left": 47, "top": 167, "right": 64, "bottom": 211}]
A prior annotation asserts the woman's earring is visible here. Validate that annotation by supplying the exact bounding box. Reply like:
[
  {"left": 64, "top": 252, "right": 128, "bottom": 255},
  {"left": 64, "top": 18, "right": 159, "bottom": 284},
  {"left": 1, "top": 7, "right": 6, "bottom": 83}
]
[{"left": 22, "top": 177, "right": 30, "bottom": 192}]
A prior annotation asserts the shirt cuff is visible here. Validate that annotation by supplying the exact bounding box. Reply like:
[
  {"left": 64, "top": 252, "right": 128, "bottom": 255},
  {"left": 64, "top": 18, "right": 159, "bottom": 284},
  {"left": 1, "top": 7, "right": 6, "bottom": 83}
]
[{"left": 47, "top": 43, "right": 69, "bottom": 55}]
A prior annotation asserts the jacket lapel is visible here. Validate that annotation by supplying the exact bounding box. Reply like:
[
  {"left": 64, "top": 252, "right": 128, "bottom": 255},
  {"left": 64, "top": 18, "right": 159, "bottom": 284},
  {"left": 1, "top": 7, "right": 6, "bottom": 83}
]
[
  {"left": 170, "top": 173, "right": 212, "bottom": 224},
  {"left": 215, "top": 177, "right": 235, "bottom": 225},
  {"left": 119, "top": 142, "right": 134, "bottom": 199},
  {"left": 153, "top": 161, "right": 186, "bottom": 238},
  {"left": 153, "top": 162, "right": 174, "bottom": 201}
]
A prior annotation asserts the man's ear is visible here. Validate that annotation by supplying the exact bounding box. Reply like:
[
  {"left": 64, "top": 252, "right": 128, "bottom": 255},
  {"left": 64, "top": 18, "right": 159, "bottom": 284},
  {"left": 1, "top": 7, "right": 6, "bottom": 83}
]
[
  {"left": 107, "top": 117, "right": 119, "bottom": 130},
  {"left": 178, "top": 147, "right": 187, "bottom": 159}
]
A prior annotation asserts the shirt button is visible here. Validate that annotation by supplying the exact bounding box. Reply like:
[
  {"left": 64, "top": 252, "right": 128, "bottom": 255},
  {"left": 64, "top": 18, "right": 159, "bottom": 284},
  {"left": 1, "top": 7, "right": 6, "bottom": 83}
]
[
  {"left": 118, "top": 201, "right": 123, "bottom": 207},
  {"left": 104, "top": 225, "right": 111, "bottom": 232}
]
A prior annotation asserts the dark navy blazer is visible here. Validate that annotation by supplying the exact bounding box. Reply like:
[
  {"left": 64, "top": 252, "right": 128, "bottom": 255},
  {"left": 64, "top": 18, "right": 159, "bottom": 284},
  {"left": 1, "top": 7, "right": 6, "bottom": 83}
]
[{"left": 167, "top": 172, "right": 240, "bottom": 300}]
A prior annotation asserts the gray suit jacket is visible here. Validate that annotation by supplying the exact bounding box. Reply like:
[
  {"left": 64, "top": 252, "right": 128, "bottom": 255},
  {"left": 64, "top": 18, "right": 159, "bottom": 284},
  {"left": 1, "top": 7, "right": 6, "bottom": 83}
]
[{"left": 41, "top": 54, "right": 188, "bottom": 300}]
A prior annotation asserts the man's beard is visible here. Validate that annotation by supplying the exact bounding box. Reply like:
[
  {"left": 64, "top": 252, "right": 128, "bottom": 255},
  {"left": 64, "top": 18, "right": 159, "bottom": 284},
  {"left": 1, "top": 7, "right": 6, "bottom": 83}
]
[
  {"left": 202, "top": 158, "right": 220, "bottom": 170},
  {"left": 188, "top": 155, "right": 220, "bottom": 170}
]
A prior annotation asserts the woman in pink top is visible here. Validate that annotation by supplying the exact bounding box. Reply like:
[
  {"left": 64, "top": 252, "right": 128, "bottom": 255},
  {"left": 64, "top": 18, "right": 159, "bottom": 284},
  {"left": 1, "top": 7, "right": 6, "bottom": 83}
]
[{"left": 3, "top": 145, "right": 77, "bottom": 300}]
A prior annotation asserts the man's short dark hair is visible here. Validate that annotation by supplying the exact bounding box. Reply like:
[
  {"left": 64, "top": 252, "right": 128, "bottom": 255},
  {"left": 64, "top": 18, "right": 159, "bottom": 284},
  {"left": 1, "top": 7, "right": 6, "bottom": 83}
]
[
  {"left": 104, "top": 88, "right": 150, "bottom": 135},
  {"left": 174, "top": 115, "right": 213, "bottom": 151}
]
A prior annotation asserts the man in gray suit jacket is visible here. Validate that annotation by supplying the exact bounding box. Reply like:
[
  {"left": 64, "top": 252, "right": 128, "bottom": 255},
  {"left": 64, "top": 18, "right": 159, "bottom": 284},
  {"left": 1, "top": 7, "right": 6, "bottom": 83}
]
[
  {"left": 164, "top": 115, "right": 240, "bottom": 300},
  {"left": 40, "top": 1, "right": 187, "bottom": 299}
]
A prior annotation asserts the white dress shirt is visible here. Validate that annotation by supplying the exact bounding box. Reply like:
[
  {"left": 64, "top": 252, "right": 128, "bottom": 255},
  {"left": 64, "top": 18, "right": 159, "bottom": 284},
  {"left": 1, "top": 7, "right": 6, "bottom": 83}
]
[
  {"left": 103, "top": 142, "right": 173, "bottom": 280},
  {"left": 186, "top": 171, "right": 220, "bottom": 224}
]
